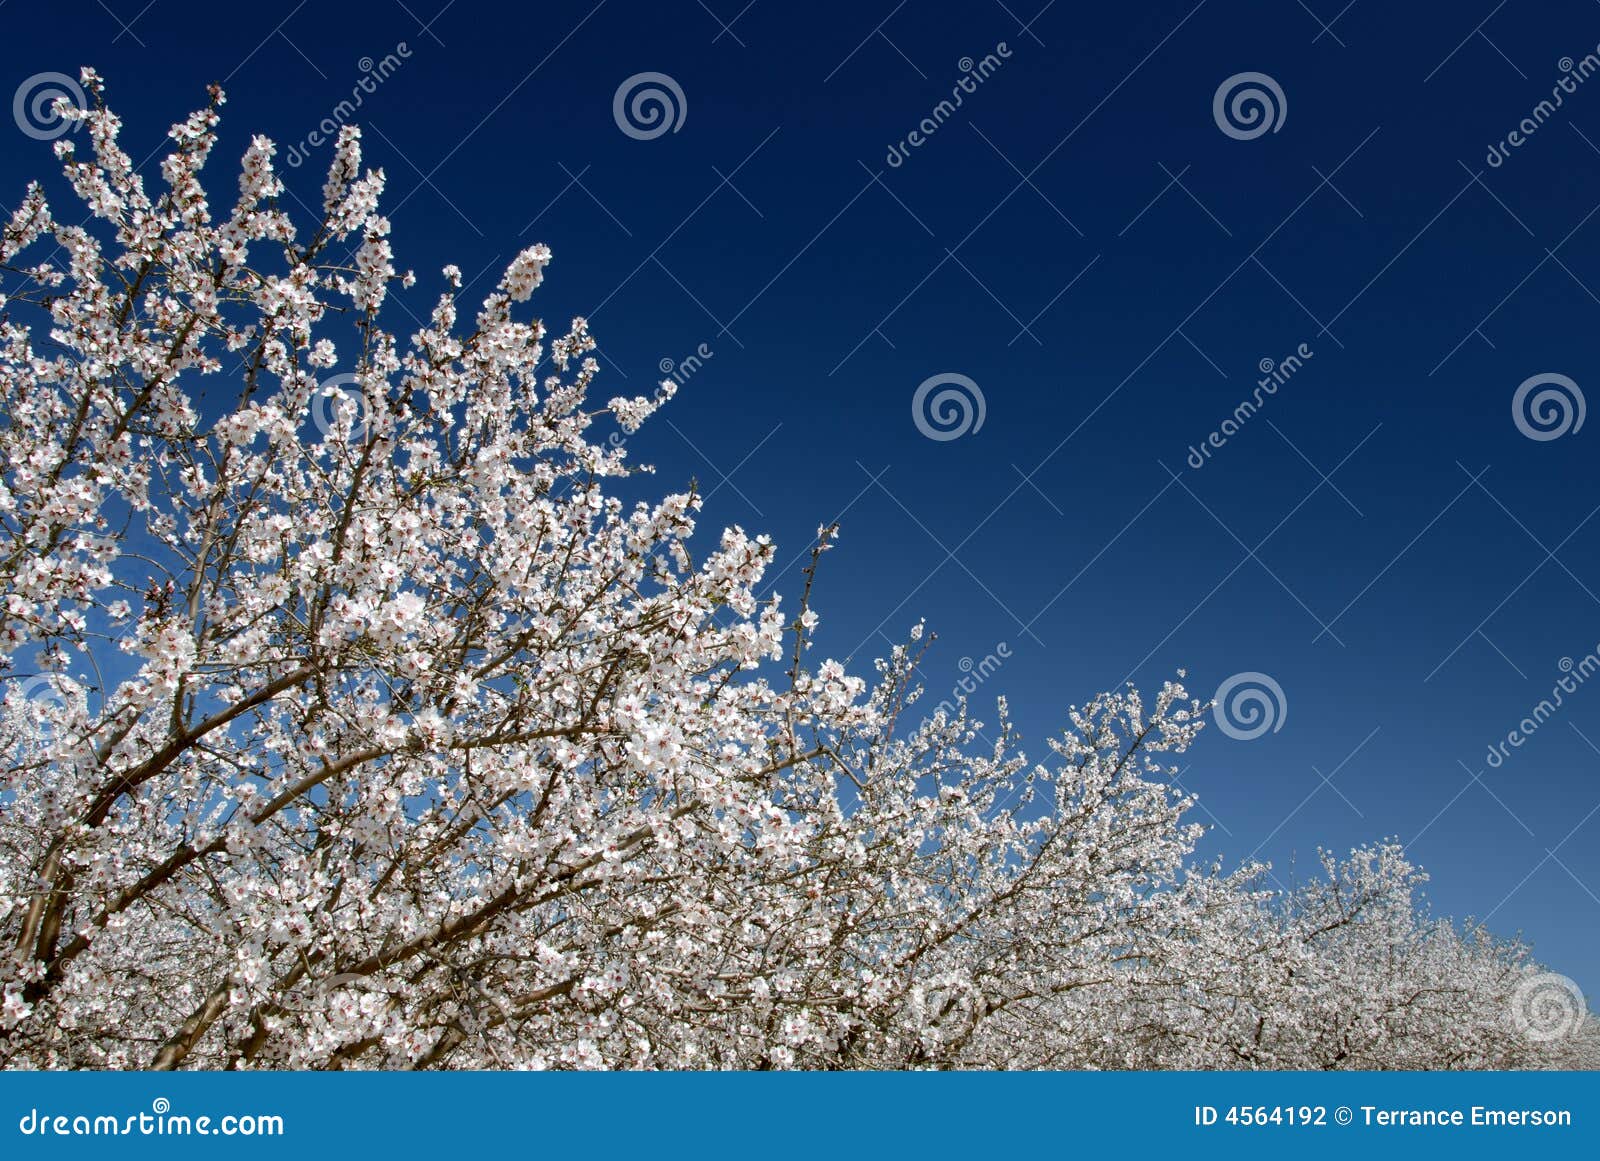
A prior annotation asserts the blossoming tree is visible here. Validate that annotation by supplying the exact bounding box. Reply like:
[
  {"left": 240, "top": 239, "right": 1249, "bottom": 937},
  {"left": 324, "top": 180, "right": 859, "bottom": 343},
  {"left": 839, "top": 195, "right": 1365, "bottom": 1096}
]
[{"left": 0, "top": 75, "right": 1593, "bottom": 1070}]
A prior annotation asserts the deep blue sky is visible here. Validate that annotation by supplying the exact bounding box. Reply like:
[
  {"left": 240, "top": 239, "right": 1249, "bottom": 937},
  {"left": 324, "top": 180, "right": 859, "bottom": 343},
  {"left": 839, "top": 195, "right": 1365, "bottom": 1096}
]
[{"left": 4, "top": 0, "right": 1600, "bottom": 996}]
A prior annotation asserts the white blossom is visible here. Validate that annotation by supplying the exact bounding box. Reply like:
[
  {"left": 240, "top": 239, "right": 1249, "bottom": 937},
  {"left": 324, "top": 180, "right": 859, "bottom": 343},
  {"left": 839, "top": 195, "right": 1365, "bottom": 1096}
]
[{"left": 0, "top": 76, "right": 1591, "bottom": 1072}]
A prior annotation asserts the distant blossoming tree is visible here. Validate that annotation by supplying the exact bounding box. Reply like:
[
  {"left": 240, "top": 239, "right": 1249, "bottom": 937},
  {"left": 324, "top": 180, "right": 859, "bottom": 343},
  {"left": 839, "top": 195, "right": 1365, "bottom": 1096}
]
[{"left": 0, "top": 74, "right": 1593, "bottom": 1070}]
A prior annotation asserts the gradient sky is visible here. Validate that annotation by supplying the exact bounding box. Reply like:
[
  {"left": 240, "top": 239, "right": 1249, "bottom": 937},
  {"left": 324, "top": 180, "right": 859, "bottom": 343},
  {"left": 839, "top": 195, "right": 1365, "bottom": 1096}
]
[{"left": 4, "top": 0, "right": 1599, "bottom": 998}]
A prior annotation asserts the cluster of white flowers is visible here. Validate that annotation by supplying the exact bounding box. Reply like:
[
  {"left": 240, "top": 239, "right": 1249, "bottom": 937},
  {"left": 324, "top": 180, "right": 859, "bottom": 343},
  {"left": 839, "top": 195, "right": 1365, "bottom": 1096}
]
[{"left": 0, "top": 75, "right": 1593, "bottom": 1071}]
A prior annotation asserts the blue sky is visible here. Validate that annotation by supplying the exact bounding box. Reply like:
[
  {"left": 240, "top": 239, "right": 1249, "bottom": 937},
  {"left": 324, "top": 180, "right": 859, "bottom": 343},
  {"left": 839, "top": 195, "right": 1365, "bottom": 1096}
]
[{"left": 5, "top": 0, "right": 1600, "bottom": 996}]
